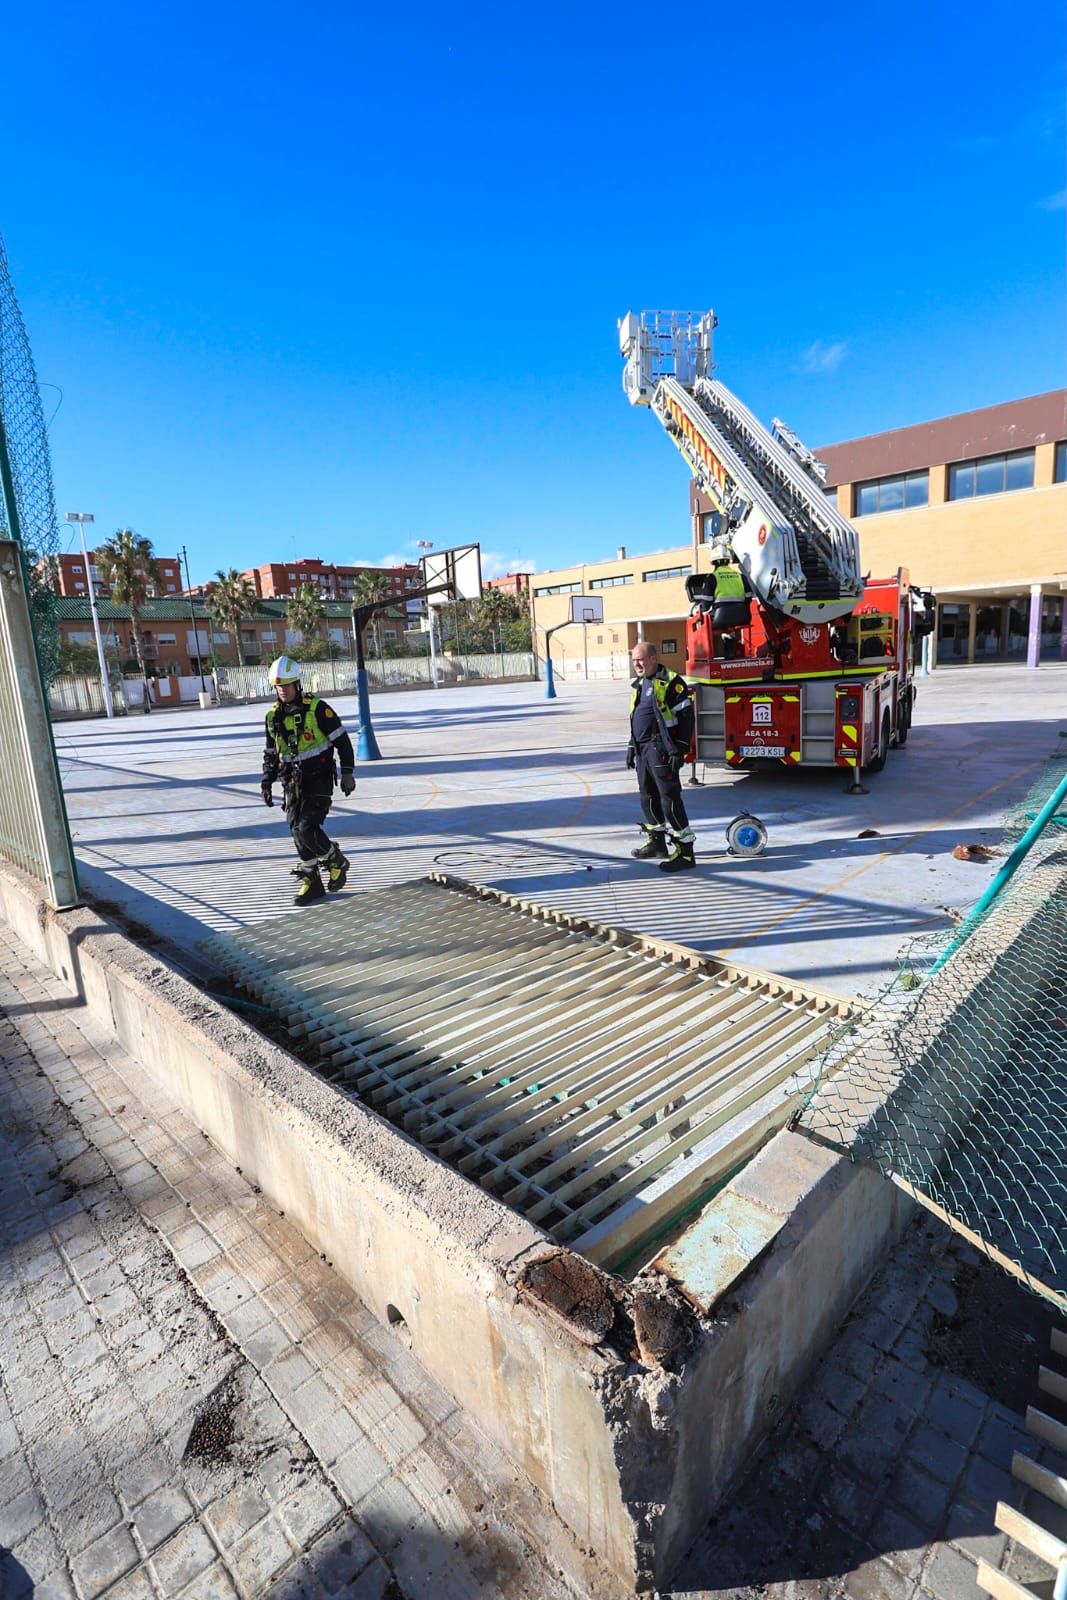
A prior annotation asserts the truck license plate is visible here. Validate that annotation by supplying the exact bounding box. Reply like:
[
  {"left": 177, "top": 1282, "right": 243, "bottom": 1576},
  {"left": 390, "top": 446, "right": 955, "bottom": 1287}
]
[{"left": 740, "top": 744, "right": 786, "bottom": 758}]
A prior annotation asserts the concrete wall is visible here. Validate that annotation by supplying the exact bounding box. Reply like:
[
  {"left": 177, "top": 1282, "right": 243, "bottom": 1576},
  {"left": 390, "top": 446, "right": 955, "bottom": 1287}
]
[{"left": 0, "top": 859, "right": 909, "bottom": 1591}]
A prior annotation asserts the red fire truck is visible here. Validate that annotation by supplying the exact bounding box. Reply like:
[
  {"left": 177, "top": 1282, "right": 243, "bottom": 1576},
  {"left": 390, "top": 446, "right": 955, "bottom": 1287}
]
[{"left": 619, "top": 309, "right": 935, "bottom": 782}]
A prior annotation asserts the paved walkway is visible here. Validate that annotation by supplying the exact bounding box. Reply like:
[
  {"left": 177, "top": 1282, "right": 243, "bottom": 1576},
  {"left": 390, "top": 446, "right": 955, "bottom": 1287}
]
[
  {"left": 0, "top": 926, "right": 582, "bottom": 1600},
  {"left": 671, "top": 1206, "right": 1064, "bottom": 1600}
]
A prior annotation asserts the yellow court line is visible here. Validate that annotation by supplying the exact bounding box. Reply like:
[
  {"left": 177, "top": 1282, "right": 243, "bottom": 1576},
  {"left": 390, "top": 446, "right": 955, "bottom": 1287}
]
[
  {"left": 716, "top": 758, "right": 1042, "bottom": 956},
  {"left": 547, "top": 772, "right": 593, "bottom": 835}
]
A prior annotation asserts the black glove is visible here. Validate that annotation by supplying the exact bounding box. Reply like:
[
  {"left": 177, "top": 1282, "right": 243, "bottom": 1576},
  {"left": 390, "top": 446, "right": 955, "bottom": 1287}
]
[
  {"left": 339, "top": 770, "right": 356, "bottom": 796},
  {"left": 667, "top": 748, "right": 684, "bottom": 774},
  {"left": 625, "top": 747, "right": 636, "bottom": 770},
  {"left": 260, "top": 780, "right": 274, "bottom": 808}
]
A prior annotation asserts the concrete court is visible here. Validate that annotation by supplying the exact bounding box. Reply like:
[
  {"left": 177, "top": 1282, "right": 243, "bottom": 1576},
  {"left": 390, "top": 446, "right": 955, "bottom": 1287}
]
[{"left": 54, "top": 663, "right": 1066, "bottom": 1000}]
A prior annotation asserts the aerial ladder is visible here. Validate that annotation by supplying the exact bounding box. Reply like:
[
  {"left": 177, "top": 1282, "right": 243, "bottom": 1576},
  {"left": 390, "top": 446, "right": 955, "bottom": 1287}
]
[{"left": 619, "top": 310, "right": 934, "bottom": 782}]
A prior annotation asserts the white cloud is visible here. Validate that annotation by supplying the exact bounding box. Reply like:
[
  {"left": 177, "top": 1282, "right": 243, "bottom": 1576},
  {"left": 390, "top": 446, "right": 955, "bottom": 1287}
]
[
  {"left": 479, "top": 551, "right": 537, "bottom": 579},
  {"left": 1037, "top": 188, "right": 1067, "bottom": 211},
  {"left": 799, "top": 340, "right": 847, "bottom": 375}
]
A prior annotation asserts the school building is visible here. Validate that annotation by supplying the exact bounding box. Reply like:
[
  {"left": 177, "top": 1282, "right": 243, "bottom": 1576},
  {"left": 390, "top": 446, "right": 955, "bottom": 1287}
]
[{"left": 530, "top": 389, "right": 1067, "bottom": 675}]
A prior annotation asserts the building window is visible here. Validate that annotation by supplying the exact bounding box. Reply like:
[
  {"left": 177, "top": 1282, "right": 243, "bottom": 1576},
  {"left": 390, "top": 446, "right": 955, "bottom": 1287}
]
[
  {"left": 823, "top": 486, "right": 838, "bottom": 502},
  {"left": 72, "top": 563, "right": 83, "bottom": 573},
  {"left": 212, "top": 631, "right": 229, "bottom": 644},
  {"left": 596, "top": 634, "right": 603, "bottom": 644},
  {"left": 660, "top": 638, "right": 678, "bottom": 654},
  {"left": 74, "top": 581, "right": 85, "bottom": 590},
  {"left": 854, "top": 470, "right": 929, "bottom": 515},
  {"left": 948, "top": 449, "right": 1035, "bottom": 500},
  {"left": 157, "top": 633, "right": 177, "bottom": 645},
  {"left": 589, "top": 574, "right": 633, "bottom": 589},
  {"left": 533, "top": 581, "right": 581, "bottom": 596},
  {"left": 1055, "top": 441, "right": 1067, "bottom": 483},
  {"left": 643, "top": 565, "right": 691, "bottom": 582},
  {"left": 166, "top": 583, "right": 176, "bottom": 592}
]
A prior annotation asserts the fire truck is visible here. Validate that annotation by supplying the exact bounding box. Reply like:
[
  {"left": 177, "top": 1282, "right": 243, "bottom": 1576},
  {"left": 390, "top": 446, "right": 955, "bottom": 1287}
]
[{"left": 619, "top": 310, "right": 935, "bottom": 782}]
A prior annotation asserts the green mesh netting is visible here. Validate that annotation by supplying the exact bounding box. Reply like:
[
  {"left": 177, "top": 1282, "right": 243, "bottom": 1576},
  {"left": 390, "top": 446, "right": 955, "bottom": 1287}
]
[
  {"left": 802, "top": 744, "right": 1067, "bottom": 1312},
  {"left": 0, "top": 234, "right": 61, "bottom": 684}
]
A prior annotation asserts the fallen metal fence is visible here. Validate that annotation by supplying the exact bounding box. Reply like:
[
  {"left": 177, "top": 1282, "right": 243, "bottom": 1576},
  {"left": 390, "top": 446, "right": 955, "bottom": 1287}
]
[
  {"left": 217, "top": 652, "right": 535, "bottom": 703},
  {"left": 802, "top": 743, "right": 1067, "bottom": 1311}
]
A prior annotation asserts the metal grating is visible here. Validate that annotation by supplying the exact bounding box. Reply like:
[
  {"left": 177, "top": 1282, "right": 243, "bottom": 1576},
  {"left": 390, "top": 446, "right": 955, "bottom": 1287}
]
[{"left": 205, "top": 875, "right": 855, "bottom": 1269}]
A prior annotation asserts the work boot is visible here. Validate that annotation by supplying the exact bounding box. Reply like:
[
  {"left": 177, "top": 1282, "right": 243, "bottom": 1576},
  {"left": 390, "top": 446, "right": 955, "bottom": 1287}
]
[
  {"left": 659, "top": 843, "right": 697, "bottom": 873},
  {"left": 631, "top": 831, "right": 669, "bottom": 860},
  {"left": 323, "top": 847, "right": 350, "bottom": 893},
  {"left": 292, "top": 867, "right": 325, "bottom": 906}
]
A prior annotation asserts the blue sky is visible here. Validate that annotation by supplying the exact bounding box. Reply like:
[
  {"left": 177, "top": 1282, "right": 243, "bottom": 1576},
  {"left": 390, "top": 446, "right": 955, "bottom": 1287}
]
[{"left": 6, "top": 0, "right": 1065, "bottom": 583}]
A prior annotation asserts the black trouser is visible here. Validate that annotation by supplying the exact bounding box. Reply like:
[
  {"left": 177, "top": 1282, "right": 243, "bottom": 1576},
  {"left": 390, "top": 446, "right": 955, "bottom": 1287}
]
[
  {"left": 635, "top": 742, "right": 693, "bottom": 841},
  {"left": 283, "top": 773, "right": 337, "bottom": 864}
]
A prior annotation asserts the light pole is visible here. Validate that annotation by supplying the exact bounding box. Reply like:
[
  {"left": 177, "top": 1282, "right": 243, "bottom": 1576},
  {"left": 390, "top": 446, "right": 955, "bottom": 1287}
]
[
  {"left": 180, "top": 544, "right": 207, "bottom": 693},
  {"left": 65, "top": 513, "right": 114, "bottom": 719},
  {"left": 415, "top": 541, "right": 439, "bottom": 688}
]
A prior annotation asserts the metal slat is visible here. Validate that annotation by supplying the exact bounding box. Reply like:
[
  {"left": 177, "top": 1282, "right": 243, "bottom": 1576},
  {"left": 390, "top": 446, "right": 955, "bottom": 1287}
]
[{"left": 205, "top": 880, "right": 852, "bottom": 1263}]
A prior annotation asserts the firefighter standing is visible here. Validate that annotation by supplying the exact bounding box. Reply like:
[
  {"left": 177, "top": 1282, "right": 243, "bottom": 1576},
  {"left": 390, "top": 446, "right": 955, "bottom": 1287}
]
[
  {"left": 260, "top": 656, "right": 355, "bottom": 905},
  {"left": 626, "top": 641, "right": 697, "bottom": 872}
]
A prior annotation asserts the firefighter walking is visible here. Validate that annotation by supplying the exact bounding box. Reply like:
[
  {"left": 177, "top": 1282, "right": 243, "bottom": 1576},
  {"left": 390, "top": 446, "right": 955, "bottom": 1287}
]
[
  {"left": 260, "top": 656, "right": 355, "bottom": 905},
  {"left": 626, "top": 641, "right": 697, "bottom": 872}
]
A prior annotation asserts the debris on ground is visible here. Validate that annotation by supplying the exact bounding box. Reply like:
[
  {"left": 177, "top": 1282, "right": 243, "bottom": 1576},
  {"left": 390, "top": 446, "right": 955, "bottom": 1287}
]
[
  {"left": 857, "top": 828, "right": 881, "bottom": 839},
  {"left": 952, "top": 842, "right": 1001, "bottom": 862}
]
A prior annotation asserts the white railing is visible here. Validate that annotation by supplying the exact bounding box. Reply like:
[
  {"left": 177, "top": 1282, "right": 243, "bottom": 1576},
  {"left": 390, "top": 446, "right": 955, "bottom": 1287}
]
[{"left": 217, "top": 651, "right": 536, "bottom": 703}]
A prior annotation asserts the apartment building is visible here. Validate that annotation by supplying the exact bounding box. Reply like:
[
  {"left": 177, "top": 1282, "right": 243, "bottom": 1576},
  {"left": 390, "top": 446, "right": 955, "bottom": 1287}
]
[
  {"left": 241, "top": 557, "right": 421, "bottom": 604},
  {"left": 55, "top": 597, "right": 400, "bottom": 677},
  {"left": 532, "top": 389, "right": 1067, "bottom": 674},
  {"left": 52, "top": 550, "right": 185, "bottom": 600},
  {"left": 484, "top": 571, "right": 532, "bottom": 598}
]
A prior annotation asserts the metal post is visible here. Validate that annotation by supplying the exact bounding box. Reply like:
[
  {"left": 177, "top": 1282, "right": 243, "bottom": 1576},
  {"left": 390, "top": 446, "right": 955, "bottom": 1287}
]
[
  {"left": 428, "top": 605, "right": 440, "bottom": 688},
  {"left": 351, "top": 606, "right": 382, "bottom": 760},
  {"left": 930, "top": 770, "right": 1067, "bottom": 973},
  {"left": 65, "top": 513, "right": 114, "bottom": 718},
  {"left": 1027, "top": 583, "right": 1042, "bottom": 669},
  {"left": 181, "top": 544, "right": 207, "bottom": 692}
]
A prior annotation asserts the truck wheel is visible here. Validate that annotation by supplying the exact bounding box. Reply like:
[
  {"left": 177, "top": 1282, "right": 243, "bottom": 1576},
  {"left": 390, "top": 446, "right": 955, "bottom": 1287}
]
[
  {"left": 865, "top": 711, "right": 891, "bottom": 774},
  {"left": 896, "top": 691, "right": 911, "bottom": 747}
]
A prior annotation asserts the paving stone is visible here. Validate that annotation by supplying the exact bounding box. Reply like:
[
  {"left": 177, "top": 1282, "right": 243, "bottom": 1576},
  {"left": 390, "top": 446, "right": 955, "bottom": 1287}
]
[
  {"left": 204, "top": 1483, "right": 271, "bottom": 1549},
  {"left": 103, "top": 1569, "right": 159, "bottom": 1600},
  {"left": 70, "top": 1523, "right": 140, "bottom": 1599},
  {"left": 957, "top": 1453, "right": 1015, "bottom": 1512},
  {"left": 842, "top": 1555, "right": 917, "bottom": 1600},
  {"left": 925, "top": 1385, "right": 986, "bottom": 1448},
  {"left": 907, "top": 1425, "right": 969, "bottom": 1488},
  {"left": 887, "top": 1461, "right": 953, "bottom": 1534},
  {"left": 923, "top": 1541, "right": 983, "bottom": 1600},
  {"left": 226, "top": 1515, "right": 295, "bottom": 1593},
  {"left": 942, "top": 1498, "right": 1006, "bottom": 1567},
  {"left": 150, "top": 1522, "right": 218, "bottom": 1592},
  {"left": 278, "top": 1479, "right": 343, "bottom": 1546},
  {"left": 868, "top": 1506, "right": 931, "bottom": 1582},
  {"left": 178, "top": 1565, "right": 241, "bottom": 1600},
  {"left": 331, "top": 1438, "right": 391, "bottom": 1502},
  {"left": 0, "top": 1486, "right": 46, "bottom": 1547},
  {"left": 974, "top": 1409, "right": 1029, "bottom": 1469},
  {"left": 301, "top": 1519, "right": 377, "bottom": 1594},
  {"left": 839, "top": 1427, "right": 895, "bottom": 1488},
  {"left": 132, "top": 1485, "right": 195, "bottom": 1549}
]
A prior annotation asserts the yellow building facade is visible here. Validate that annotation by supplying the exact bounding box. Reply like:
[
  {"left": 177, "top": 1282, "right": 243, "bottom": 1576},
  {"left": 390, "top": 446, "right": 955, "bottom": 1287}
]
[{"left": 531, "top": 389, "right": 1067, "bottom": 676}]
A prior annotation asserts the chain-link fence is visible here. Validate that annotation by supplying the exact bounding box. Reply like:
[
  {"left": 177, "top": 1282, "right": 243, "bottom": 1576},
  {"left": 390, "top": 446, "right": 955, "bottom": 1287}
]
[
  {"left": 0, "top": 237, "right": 78, "bottom": 906},
  {"left": 801, "top": 742, "right": 1067, "bottom": 1312},
  {"left": 0, "top": 235, "right": 61, "bottom": 684}
]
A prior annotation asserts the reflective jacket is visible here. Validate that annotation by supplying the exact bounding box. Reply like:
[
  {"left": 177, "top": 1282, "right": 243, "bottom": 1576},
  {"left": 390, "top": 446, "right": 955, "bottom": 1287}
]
[
  {"left": 629, "top": 667, "right": 694, "bottom": 758},
  {"left": 262, "top": 696, "right": 354, "bottom": 785},
  {"left": 714, "top": 563, "right": 746, "bottom": 600}
]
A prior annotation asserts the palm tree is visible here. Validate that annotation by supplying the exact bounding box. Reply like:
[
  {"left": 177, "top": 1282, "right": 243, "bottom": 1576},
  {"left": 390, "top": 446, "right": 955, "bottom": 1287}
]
[
  {"left": 351, "top": 570, "right": 391, "bottom": 658},
  {"left": 286, "top": 580, "right": 326, "bottom": 653},
  {"left": 94, "top": 529, "right": 162, "bottom": 706},
  {"left": 207, "top": 569, "right": 258, "bottom": 665}
]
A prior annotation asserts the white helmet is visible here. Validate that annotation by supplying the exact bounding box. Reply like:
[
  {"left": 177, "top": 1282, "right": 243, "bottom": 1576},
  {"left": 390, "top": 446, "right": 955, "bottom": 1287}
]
[{"left": 267, "top": 655, "right": 301, "bottom": 686}]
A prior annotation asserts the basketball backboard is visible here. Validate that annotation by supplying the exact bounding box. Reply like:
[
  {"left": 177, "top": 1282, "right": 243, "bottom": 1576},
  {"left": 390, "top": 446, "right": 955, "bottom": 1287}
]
[
  {"left": 569, "top": 594, "right": 604, "bottom": 624},
  {"left": 421, "top": 544, "right": 483, "bottom": 607}
]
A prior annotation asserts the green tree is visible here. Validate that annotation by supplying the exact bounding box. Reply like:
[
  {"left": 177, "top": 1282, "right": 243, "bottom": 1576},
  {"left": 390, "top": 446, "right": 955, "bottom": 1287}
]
[
  {"left": 94, "top": 528, "right": 162, "bottom": 688},
  {"left": 207, "top": 568, "right": 258, "bottom": 664},
  {"left": 286, "top": 580, "right": 326, "bottom": 651},
  {"left": 56, "top": 640, "right": 104, "bottom": 678},
  {"left": 351, "top": 569, "right": 391, "bottom": 658}
]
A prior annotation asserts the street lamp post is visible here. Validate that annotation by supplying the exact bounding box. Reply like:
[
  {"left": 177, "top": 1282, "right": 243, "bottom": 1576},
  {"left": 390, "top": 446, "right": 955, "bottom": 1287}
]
[
  {"left": 415, "top": 541, "right": 439, "bottom": 688},
  {"left": 180, "top": 544, "right": 207, "bottom": 693},
  {"left": 64, "top": 513, "right": 114, "bottom": 719}
]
